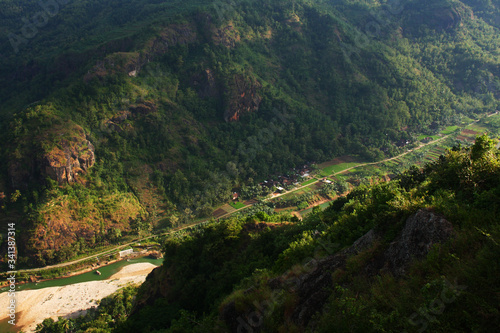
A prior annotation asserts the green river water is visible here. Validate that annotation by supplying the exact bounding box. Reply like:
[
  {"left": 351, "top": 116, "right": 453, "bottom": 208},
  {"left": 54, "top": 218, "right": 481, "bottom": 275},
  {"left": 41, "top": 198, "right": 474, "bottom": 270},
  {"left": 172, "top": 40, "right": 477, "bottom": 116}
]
[{"left": 0, "top": 257, "right": 162, "bottom": 332}]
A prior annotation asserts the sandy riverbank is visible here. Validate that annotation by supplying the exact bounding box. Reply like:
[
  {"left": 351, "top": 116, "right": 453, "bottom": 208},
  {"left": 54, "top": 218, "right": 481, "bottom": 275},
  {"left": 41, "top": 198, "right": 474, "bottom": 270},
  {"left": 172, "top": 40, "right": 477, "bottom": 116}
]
[{"left": 0, "top": 263, "right": 157, "bottom": 332}]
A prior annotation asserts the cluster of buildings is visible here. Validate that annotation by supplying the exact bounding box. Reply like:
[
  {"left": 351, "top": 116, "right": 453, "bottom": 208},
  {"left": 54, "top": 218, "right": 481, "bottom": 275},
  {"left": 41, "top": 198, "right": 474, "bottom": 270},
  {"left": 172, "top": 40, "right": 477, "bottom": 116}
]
[
  {"left": 230, "top": 163, "right": 315, "bottom": 201},
  {"left": 259, "top": 164, "right": 314, "bottom": 193}
]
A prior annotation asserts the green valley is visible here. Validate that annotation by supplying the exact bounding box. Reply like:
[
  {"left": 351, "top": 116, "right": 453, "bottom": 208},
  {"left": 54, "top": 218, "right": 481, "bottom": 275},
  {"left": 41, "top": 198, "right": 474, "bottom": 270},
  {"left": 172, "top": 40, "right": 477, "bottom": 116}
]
[
  {"left": 2, "top": 0, "right": 500, "bottom": 268},
  {"left": 35, "top": 135, "right": 500, "bottom": 333},
  {"left": 0, "top": 0, "right": 500, "bottom": 331}
]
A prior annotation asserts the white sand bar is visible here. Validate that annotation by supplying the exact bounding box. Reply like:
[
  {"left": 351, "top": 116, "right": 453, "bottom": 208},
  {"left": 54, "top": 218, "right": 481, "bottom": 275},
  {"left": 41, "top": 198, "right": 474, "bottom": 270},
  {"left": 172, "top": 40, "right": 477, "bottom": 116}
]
[{"left": 0, "top": 263, "right": 157, "bottom": 332}]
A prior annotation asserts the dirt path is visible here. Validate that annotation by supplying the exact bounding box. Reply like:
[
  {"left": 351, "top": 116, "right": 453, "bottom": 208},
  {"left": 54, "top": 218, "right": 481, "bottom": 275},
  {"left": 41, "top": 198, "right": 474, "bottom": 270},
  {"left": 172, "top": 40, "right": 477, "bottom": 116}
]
[
  {"left": 15, "top": 135, "right": 451, "bottom": 275},
  {"left": 335, "top": 134, "right": 452, "bottom": 175},
  {"left": 16, "top": 222, "right": 201, "bottom": 274},
  {"left": 18, "top": 114, "right": 492, "bottom": 277},
  {"left": 265, "top": 134, "right": 454, "bottom": 203}
]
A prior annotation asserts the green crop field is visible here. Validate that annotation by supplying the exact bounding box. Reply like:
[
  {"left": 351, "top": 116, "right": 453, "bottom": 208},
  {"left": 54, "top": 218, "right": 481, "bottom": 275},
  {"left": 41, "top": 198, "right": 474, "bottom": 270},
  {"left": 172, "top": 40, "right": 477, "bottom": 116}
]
[
  {"left": 229, "top": 202, "right": 246, "bottom": 209},
  {"left": 320, "top": 162, "right": 360, "bottom": 176},
  {"left": 427, "top": 151, "right": 441, "bottom": 158},
  {"left": 466, "top": 124, "right": 487, "bottom": 132},
  {"left": 441, "top": 126, "right": 459, "bottom": 135},
  {"left": 301, "top": 178, "right": 317, "bottom": 186}
]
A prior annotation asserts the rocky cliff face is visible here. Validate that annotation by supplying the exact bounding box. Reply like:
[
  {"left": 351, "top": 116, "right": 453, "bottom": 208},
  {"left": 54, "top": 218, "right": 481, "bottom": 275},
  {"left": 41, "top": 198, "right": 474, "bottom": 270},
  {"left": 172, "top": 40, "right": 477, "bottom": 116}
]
[
  {"left": 42, "top": 141, "right": 95, "bottom": 184},
  {"left": 82, "top": 19, "right": 261, "bottom": 123},
  {"left": 220, "top": 209, "right": 454, "bottom": 330},
  {"left": 8, "top": 122, "right": 95, "bottom": 188},
  {"left": 425, "top": 6, "right": 463, "bottom": 30},
  {"left": 384, "top": 209, "right": 454, "bottom": 277},
  {"left": 84, "top": 23, "right": 198, "bottom": 81},
  {"left": 404, "top": 0, "right": 472, "bottom": 34},
  {"left": 224, "top": 74, "right": 263, "bottom": 122},
  {"left": 44, "top": 144, "right": 95, "bottom": 184},
  {"left": 212, "top": 21, "right": 241, "bottom": 48},
  {"left": 105, "top": 102, "right": 159, "bottom": 132},
  {"left": 42, "top": 126, "right": 95, "bottom": 185}
]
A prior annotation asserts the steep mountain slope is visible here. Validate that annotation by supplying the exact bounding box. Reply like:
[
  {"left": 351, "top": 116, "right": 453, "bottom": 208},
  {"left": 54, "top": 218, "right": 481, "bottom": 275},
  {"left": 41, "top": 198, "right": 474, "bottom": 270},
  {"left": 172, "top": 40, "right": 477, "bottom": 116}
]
[{"left": 0, "top": 0, "right": 499, "bottom": 267}]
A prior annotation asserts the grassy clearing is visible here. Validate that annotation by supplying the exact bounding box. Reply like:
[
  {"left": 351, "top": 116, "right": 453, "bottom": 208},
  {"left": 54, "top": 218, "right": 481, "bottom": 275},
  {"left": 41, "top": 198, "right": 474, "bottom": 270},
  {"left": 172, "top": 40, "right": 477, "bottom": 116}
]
[
  {"left": 229, "top": 202, "right": 246, "bottom": 209},
  {"left": 320, "top": 162, "right": 360, "bottom": 176},
  {"left": 441, "top": 126, "right": 459, "bottom": 135},
  {"left": 334, "top": 174, "right": 348, "bottom": 181},
  {"left": 278, "top": 191, "right": 303, "bottom": 201},
  {"left": 301, "top": 178, "right": 317, "bottom": 186},
  {"left": 317, "top": 156, "right": 357, "bottom": 169},
  {"left": 466, "top": 124, "right": 487, "bottom": 132}
]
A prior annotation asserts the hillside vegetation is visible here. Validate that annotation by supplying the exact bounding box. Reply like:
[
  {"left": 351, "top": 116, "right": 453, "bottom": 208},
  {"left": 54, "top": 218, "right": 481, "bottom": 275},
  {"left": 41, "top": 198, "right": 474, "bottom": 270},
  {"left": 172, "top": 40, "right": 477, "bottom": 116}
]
[
  {"left": 1, "top": 0, "right": 500, "bottom": 266},
  {"left": 36, "top": 136, "right": 500, "bottom": 332}
]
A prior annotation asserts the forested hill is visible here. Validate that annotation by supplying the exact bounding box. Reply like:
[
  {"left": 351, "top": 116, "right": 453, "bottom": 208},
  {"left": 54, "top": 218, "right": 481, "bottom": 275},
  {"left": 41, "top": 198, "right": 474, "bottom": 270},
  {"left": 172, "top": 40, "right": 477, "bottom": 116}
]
[{"left": 0, "top": 0, "right": 499, "bottom": 267}]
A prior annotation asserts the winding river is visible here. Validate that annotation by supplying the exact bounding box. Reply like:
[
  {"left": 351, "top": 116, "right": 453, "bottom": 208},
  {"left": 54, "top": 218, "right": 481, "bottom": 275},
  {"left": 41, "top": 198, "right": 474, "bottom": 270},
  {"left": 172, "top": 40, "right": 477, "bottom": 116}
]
[{"left": 0, "top": 257, "right": 162, "bottom": 332}]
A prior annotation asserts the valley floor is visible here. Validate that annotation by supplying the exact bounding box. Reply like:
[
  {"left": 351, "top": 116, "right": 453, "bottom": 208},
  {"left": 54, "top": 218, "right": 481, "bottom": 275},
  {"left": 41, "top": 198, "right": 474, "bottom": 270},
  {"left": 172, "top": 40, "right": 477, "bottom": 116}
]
[{"left": 0, "top": 263, "right": 157, "bottom": 332}]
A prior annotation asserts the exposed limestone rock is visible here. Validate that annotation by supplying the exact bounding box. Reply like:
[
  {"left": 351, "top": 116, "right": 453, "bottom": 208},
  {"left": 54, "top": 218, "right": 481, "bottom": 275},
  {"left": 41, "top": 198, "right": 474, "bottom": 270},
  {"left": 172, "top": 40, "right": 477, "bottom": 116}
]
[
  {"left": 43, "top": 134, "right": 95, "bottom": 184},
  {"left": 83, "top": 52, "right": 141, "bottom": 82},
  {"left": 404, "top": 1, "right": 472, "bottom": 33},
  {"left": 147, "top": 23, "right": 198, "bottom": 57},
  {"left": 384, "top": 209, "right": 454, "bottom": 277},
  {"left": 224, "top": 74, "right": 262, "bottom": 122},
  {"left": 131, "top": 208, "right": 454, "bottom": 332},
  {"left": 8, "top": 123, "right": 95, "bottom": 188},
  {"left": 84, "top": 23, "right": 197, "bottom": 81},
  {"left": 429, "top": 7, "right": 463, "bottom": 30},
  {"left": 104, "top": 102, "right": 157, "bottom": 132},
  {"left": 342, "top": 228, "right": 378, "bottom": 257},
  {"left": 212, "top": 22, "right": 241, "bottom": 48}
]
